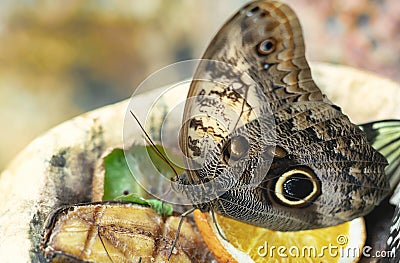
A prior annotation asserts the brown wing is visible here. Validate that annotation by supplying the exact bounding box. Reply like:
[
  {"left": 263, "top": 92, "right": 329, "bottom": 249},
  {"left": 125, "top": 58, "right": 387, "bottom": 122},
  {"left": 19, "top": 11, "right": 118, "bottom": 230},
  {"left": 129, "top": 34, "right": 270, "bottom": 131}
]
[{"left": 195, "top": 0, "right": 323, "bottom": 107}]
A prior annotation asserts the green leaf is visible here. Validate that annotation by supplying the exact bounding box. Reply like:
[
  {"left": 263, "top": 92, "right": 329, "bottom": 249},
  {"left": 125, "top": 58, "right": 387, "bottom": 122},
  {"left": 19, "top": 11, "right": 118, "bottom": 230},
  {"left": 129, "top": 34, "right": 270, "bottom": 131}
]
[
  {"left": 103, "top": 148, "right": 148, "bottom": 201},
  {"left": 147, "top": 199, "right": 173, "bottom": 216},
  {"left": 114, "top": 193, "right": 173, "bottom": 216},
  {"left": 102, "top": 145, "right": 184, "bottom": 216}
]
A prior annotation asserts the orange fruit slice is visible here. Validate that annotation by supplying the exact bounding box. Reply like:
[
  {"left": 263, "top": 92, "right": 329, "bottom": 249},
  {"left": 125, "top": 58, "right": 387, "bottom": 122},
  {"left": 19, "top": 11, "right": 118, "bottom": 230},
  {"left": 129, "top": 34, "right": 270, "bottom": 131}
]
[{"left": 194, "top": 210, "right": 366, "bottom": 263}]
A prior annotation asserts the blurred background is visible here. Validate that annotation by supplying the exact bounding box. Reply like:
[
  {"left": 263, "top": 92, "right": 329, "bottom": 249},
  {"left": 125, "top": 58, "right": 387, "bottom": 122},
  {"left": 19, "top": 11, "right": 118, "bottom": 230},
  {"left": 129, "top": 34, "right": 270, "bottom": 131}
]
[{"left": 0, "top": 0, "right": 399, "bottom": 171}]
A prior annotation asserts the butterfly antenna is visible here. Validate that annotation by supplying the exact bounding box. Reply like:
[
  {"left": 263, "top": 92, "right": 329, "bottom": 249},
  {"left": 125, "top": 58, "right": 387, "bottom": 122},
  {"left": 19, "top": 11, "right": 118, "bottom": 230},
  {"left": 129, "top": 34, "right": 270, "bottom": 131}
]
[
  {"left": 129, "top": 110, "right": 179, "bottom": 178},
  {"left": 233, "top": 86, "right": 250, "bottom": 131},
  {"left": 168, "top": 207, "right": 196, "bottom": 260},
  {"left": 211, "top": 208, "right": 228, "bottom": 241},
  {"left": 97, "top": 225, "right": 115, "bottom": 263}
]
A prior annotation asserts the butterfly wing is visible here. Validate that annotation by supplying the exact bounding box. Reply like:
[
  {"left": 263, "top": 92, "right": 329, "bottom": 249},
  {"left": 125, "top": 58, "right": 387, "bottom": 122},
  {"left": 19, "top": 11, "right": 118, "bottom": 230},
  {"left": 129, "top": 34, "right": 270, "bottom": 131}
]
[
  {"left": 360, "top": 120, "right": 400, "bottom": 189},
  {"left": 186, "top": 0, "right": 324, "bottom": 107},
  {"left": 180, "top": 0, "right": 323, "bottom": 185},
  {"left": 385, "top": 203, "right": 400, "bottom": 262},
  {"left": 365, "top": 121, "right": 400, "bottom": 262},
  {"left": 178, "top": 0, "right": 390, "bottom": 231}
]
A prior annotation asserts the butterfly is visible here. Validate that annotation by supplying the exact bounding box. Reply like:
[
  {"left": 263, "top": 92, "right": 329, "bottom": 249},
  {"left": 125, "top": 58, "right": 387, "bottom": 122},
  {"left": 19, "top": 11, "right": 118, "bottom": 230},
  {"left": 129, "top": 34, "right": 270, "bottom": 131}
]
[
  {"left": 358, "top": 120, "right": 400, "bottom": 262},
  {"left": 174, "top": 0, "right": 391, "bottom": 231}
]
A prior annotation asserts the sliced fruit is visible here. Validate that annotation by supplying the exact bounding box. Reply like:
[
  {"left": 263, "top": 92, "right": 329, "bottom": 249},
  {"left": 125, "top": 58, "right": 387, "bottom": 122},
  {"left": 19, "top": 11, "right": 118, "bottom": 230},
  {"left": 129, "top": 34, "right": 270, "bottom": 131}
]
[
  {"left": 42, "top": 202, "right": 213, "bottom": 262},
  {"left": 194, "top": 210, "right": 366, "bottom": 263}
]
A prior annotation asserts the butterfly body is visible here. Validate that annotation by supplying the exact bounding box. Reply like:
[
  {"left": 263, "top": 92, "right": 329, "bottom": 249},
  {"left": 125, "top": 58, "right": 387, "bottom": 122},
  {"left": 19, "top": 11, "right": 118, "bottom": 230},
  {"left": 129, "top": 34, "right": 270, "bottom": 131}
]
[{"left": 176, "top": 0, "right": 390, "bottom": 231}]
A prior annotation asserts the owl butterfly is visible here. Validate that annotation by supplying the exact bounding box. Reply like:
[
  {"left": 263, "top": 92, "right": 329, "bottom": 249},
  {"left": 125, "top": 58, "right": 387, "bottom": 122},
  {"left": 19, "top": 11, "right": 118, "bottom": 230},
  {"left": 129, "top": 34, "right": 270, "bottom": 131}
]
[
  {"left": 360, "top": 120, "right": 400, "bottom": 263},
  {"left": 176, "top": 0, "right": 390, "bottom": 231}
]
